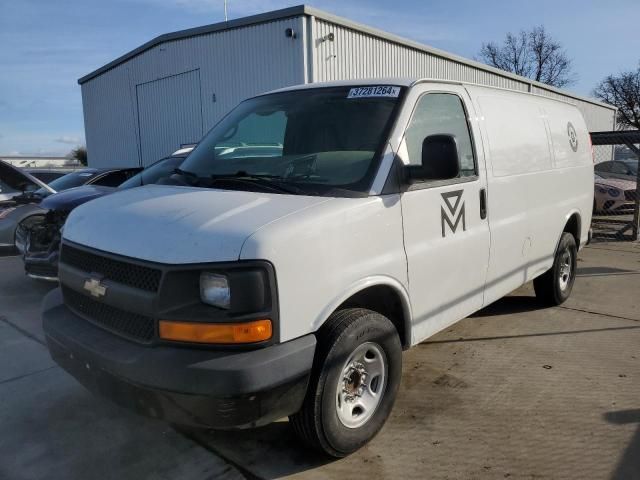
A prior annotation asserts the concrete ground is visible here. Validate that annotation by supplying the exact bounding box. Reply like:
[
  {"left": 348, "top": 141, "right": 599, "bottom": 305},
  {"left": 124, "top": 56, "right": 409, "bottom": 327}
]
[{"left": 0, "top": 242, "right": 639, "bottom": 480}]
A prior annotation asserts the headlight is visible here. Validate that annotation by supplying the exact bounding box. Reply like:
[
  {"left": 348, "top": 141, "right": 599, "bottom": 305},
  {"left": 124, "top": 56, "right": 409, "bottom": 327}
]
[
  {"left": 596, "top": 186, "right": 607, "bottom": 194},
  {"left": 608, "top": 188, "right": 621, "bottom": 198},
  {"left": 200, "top": 272, "right": 230, "bottom": 309},
  {"left": 0, "top": 207, "right": 16, "bottom": 219}
]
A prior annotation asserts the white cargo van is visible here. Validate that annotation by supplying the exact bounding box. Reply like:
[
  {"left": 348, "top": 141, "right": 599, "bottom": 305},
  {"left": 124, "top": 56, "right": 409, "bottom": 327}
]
[{"left": 42, "top": 79, "right": 593, "bottom": 457}]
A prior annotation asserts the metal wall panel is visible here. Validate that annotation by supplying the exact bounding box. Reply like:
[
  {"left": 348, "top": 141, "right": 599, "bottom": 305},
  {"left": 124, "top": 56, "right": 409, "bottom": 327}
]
[
  {"left": 531, "top": 85, "right": 616, "bottom": 131},
  {"left": 81, "top": 17, "right": 306, "bottom": 167},
  {"left": 136, "top": 69, "right": 203, "bottom": 166},
  {"left": 311, "top": 18, "right": 615, "bottom": 132},
  {"left": 312, "top": 19, "right": 530, "bottom": 91},
  {"left": 80, "top": 68, "right": 141, "bottom": 168}
]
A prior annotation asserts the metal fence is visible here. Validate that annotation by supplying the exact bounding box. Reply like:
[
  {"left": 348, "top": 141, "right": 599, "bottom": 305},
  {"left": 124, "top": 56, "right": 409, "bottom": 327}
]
[{"left": 591, "top": 131, "right": 640, "bottom": 241}]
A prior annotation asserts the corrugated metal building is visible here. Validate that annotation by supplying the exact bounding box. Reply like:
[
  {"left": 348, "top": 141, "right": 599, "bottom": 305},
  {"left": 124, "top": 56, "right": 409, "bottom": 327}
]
[{"left": 79, "top": 5, "right": 617, "bottom": 167}]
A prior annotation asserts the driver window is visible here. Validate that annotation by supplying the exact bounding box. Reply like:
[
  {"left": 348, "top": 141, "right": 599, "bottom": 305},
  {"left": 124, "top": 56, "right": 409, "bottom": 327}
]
[{"left": 404, "top": 93, "right": 476, "bottom": 177}]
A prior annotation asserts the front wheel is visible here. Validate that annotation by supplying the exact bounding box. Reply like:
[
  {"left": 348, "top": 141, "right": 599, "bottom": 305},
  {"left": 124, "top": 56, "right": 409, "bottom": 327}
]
[
  {"left": 534, "top": 232, "right": 577, "bottom": 306},
  {"left": 290, "top": 308, "right": 402, "bottom": 457}
]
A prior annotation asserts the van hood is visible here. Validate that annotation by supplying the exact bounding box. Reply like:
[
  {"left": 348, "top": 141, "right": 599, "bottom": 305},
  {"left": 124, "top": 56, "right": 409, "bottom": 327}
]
[
  {"left": 40, "top": 185, "right": 115, "bottom": 211},
  {"left": 62, "top": 185, "right": 331, "bottom": 264}
]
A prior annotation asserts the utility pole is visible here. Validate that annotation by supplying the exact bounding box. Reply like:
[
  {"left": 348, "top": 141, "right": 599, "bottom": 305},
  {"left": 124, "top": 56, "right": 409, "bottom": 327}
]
[{"left": 224, "top": 0, "right": 228, "bottom": 21}]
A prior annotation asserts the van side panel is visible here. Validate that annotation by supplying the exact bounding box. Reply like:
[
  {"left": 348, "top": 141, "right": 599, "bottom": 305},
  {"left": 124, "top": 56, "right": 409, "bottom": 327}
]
[
  {"left": 527, "top": 101, "right": 593, "bottom": 277},
  {"left": 470, "top": 90, "right": 542, "bottom": 302},
  {"left": 479, "top": 96, "right": 553, "bottom": 177},
  {"left": 468, "top": 85, "right": 593, "bottom": 306}
]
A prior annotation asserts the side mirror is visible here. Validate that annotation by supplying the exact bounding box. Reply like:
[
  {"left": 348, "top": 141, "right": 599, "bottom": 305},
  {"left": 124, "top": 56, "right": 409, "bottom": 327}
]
[{"left": 405, "top": 134, "right": 460, "bottom": 183}]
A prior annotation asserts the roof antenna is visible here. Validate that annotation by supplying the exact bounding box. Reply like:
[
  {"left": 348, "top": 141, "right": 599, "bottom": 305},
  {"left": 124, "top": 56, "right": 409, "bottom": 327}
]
[{"left": 224, "top": 0, "right": 228, "bottom": 21}]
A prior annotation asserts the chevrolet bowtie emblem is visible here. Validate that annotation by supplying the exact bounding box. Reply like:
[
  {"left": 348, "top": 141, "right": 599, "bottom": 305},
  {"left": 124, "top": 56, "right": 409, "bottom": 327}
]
[{"left": 83, "top": 278, "right": 107, "bottom": 298}]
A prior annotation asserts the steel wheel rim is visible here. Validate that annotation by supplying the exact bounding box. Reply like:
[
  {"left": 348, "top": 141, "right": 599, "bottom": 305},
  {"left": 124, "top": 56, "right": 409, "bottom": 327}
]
[
  {"left": 558, "top": 248, "right": 573, "bottom": 291},
  {"left": 335, "top": 341, "right": 387, "bottom": 429}
]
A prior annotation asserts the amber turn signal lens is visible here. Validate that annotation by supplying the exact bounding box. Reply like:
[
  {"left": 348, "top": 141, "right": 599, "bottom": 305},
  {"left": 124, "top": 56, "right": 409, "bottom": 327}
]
[{"left": 159, "top": 319, "right": 272, "bottom": 344}]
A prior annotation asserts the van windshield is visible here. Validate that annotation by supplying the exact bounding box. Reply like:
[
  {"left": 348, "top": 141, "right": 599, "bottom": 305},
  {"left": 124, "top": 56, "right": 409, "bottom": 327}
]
[{"left": 178, "top": 86, "right": 404, "bottom": 196}]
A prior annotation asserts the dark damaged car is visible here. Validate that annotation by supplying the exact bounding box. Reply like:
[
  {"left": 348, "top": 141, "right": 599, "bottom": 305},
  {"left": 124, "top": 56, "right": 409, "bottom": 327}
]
[
  {"left": 8, "top": 167, "right": 141, "bottom": 258},
  {"left": 21, "top": 148, "right": 193, "bottom": 280}
]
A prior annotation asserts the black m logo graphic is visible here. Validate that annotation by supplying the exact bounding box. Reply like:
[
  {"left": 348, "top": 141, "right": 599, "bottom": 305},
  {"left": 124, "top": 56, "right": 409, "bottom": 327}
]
[{"left": 441, "top": 190, "right": 466, "bottom": 237}]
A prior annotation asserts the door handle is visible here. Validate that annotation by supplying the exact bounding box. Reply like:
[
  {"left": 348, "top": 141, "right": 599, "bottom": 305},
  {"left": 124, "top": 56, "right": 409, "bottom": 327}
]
[{"left": 479, "top": 188, "right": 487, "bottom": 220}]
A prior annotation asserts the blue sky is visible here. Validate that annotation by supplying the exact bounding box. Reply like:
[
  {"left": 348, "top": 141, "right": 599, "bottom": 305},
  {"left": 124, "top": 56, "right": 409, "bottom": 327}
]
[{"left": 1, "top": 0, "right": 639, "bottom": 156}]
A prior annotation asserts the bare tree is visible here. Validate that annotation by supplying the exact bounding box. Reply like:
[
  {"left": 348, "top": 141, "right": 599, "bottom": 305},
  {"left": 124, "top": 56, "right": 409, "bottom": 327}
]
[
  {"left": 479, "top": 26, "right": 575, "bottom": 88},
  {"left": 594, "top": 67, "right": 640, "bottom": 130}
]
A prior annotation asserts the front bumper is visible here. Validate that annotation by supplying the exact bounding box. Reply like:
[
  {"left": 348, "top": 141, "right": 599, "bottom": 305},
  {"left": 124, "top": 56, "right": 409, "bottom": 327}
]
[
  {"left": 42, "top": 288, "right": 316, "bottom": 429},
  {"left": 24, "top": 249, "right": 59, "bottom": 280},
  {"left": 0, "top": 216, "right": 18, "bottom": 247}
]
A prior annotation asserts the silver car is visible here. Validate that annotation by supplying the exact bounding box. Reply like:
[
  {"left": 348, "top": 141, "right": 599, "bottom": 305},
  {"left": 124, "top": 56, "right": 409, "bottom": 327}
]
[{"left": 0, "top": 160, "right": 53, "bottom": 203}]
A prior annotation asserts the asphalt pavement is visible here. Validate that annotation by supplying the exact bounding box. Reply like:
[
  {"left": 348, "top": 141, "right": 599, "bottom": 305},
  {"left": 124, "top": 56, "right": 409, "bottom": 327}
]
[{"left": 1, "top": 242, "right": 638, "bottom": 479}]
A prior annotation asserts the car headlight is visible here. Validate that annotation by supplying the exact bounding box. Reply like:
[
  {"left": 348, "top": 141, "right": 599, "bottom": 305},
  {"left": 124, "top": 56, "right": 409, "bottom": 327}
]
[
  {"left": 200, "top": 272, "right": 231, "bottom": 309},
  {"left": 608, "top": 188, "right": 621, "bottom": 198},
  {"left": 0, "top": 207, "right": 16, "bottom": 219}
]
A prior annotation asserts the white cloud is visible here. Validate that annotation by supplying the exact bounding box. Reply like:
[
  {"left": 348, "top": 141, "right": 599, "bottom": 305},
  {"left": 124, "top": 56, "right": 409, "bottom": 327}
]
[{"left": 55, "top": 136, "right": 82, "bottom": 145}]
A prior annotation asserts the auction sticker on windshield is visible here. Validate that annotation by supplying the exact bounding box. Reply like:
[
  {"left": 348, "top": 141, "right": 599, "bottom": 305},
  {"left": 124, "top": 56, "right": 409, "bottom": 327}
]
[{"left": 347, "top": 86, "right": 401, "bottom": 98}]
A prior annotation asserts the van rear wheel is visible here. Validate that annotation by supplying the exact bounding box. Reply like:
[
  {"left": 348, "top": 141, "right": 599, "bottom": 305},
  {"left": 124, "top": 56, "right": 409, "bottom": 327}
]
[
  {"left": 289, "top": 308, "right": 402, "bottom": 457},
  {"left": 534, "top": 232, "right": 577, "bottom": 306}
]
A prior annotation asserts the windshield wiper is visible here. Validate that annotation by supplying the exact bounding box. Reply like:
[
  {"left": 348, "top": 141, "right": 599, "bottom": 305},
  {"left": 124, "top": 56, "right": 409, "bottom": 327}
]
[
  {"left": 174, "top": 167, "right": 199, "bottom": 179},
  {"left": 171, "top": 168, "right": 210, "bottom": 187},
  {"left": 209, "top": 172, "right": 304, "bottom": 195}
]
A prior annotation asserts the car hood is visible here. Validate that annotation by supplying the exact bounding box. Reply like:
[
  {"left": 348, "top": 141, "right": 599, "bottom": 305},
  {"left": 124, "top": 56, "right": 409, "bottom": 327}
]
[
  {"left": 40, "top": 185, "right": 116, "bottom": 211},
  {"left": 63, "top": 185, "right": 331, "bottom": 264},
  {"left": 2, "top": 191, "right": 47, "bottom": 207},
  {"left": 595, "top": 177, "right": 636, "bottom": 190}
]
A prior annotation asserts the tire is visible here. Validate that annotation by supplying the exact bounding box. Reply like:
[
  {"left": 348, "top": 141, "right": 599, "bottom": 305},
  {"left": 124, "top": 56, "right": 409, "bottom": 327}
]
[
  {"left": 534, "top": 232, "right": 577, "bottom": 306},
  {"left": 290, "top": 308, "right": 402, "bottom": 457}
]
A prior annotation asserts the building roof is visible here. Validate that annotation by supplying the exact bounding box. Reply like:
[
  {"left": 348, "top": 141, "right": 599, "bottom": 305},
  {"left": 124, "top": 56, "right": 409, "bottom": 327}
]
[{"left": 77, "top": 5, "right": 614, "bottom": 111}]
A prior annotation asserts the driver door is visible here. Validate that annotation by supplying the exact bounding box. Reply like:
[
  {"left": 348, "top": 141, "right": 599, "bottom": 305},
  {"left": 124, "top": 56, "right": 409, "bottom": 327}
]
[{"left": 399, "top": 85, "right": 491, "bottom": 344}]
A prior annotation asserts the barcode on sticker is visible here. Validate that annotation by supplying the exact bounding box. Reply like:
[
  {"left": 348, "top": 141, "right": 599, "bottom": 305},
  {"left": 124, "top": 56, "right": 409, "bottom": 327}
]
[{"left": 347, "top": 86, "right": 401, "bottom": 99}]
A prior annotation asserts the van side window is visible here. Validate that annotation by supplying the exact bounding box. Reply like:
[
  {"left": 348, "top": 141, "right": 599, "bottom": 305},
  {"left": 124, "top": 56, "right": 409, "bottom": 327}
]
[{"left": 405, "top": 93, "right": 476, "bottom": 177}]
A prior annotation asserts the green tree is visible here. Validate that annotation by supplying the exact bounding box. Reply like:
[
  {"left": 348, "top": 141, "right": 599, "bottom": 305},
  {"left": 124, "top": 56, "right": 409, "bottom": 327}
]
[{"left": 70, "top": 146, "right": 87, "bottom": 166}]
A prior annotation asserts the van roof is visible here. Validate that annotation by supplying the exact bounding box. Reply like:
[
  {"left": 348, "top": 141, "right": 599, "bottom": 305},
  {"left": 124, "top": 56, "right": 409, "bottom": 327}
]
[{"left": 262, "top": 78, "right": 585, "bottom": 108}]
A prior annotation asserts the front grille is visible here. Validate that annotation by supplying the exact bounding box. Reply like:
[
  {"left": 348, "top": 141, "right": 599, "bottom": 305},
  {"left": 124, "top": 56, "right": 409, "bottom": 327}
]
[
  {"left": 62, "top": 286, "right": 155, "bottom": 343},
  {"left": 625, "top": 190, "right": 638, "bottom": 201},
  {"left": 61, "top": 244, "right": 162, "bottom": 292}
]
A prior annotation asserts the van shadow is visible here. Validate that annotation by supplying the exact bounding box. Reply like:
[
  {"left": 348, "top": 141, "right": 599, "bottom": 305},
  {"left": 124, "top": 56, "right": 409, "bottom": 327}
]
[
  {"left": 471, "top": 295, "right": 545, "bottom": 318},
  {"left": 604, "top": 409, "right": 640, "bottom": 480},
  {"left": 178, "top": 421, "right": 333, "bottom": 479}
]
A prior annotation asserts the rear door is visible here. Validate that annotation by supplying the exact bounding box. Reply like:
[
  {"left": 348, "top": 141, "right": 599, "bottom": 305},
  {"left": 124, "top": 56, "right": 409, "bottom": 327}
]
[{"left": 398, "top": 84, "right": 490, "bottom": 343}]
